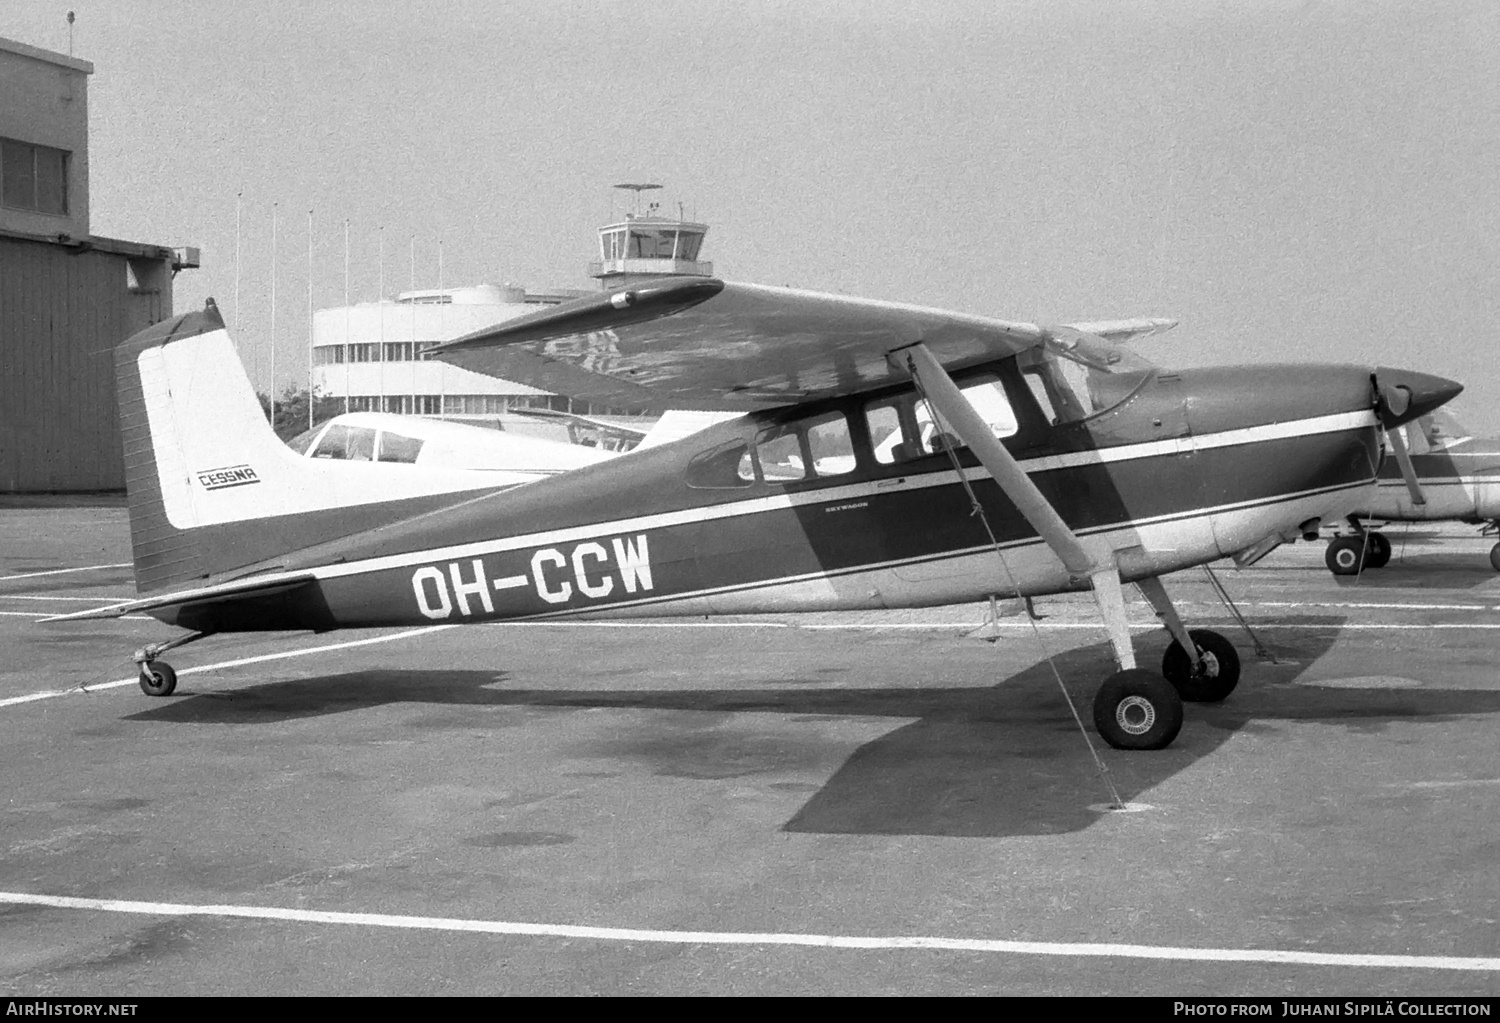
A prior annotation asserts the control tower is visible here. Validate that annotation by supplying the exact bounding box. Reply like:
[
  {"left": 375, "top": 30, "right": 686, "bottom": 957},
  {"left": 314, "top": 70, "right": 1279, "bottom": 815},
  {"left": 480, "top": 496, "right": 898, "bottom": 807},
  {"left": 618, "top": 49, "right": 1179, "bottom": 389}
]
[{"left": 589, "top": 183, "right": 712, "bottom": 289}]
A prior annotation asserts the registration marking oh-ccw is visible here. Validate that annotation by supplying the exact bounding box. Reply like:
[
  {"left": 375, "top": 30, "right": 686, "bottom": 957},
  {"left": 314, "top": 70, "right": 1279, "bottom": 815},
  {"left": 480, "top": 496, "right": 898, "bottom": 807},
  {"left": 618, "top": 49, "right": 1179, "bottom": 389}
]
[{"left": 410, "top": 534, "right": 654, "bottom": 619}]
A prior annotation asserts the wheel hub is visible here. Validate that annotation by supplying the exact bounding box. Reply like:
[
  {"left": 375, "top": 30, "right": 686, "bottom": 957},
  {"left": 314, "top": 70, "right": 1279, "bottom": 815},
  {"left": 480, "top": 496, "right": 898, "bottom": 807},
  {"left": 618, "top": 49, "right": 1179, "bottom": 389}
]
[{"left": 1115, "top": 695, "right": 1157, "bottom": 735}]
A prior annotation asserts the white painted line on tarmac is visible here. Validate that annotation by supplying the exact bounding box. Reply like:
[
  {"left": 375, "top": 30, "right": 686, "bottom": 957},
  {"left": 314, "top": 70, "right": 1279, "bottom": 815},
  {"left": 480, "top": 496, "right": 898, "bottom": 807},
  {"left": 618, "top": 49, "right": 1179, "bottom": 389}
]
[
  {"left": 0, "top": 625, "right": 456, "bottom": 710},
  {"left": 0, "top": 562, "right": 131, "bottom": 581},
  {"left": 0, "top": 594, "right": 138, "bottom": 602},
  {"left": 1235, "top": 600, "right": 1494, "bottom": 611},
  {"left": 0, "top": 891, "right": 1494, "bottom": 971}
]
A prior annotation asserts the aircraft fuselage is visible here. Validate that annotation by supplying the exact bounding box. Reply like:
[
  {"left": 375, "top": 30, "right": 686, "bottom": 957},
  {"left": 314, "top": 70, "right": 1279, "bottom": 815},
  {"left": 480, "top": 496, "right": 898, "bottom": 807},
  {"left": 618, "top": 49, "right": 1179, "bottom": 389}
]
[{"left": 151, "top": 356, "right": 1388, "bottom": 633}]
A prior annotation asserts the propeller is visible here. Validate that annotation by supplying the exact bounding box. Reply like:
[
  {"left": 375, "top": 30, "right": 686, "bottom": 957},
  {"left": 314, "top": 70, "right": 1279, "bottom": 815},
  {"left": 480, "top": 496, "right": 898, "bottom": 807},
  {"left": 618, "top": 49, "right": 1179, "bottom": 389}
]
[
  {"left": 1384, "top": 421, "right": 1427, "bottom": 507},
  {"left": 1372, "top": 376, "right": 1426, "bottom": 506}
]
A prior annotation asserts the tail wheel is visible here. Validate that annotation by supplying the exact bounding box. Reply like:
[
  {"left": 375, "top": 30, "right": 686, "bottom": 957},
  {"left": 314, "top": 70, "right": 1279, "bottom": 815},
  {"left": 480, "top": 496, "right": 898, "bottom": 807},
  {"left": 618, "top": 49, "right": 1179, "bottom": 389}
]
[
  {"left": 1161, "top": 629, "right": 1241, "bottom": 702},
  {"left": 1093, "top": 669, "right": 1184, "bottom": 751},
  {"left": 138, "top": 661, "right": 177, "bottom": 697},
  {"left": 1365, "top": 532, "right": 1392, "bottom": 568},
  {"left": 1325, "top": 536, "right": 1365, "bottom": 575},
  {"left": 1489, "top": 543, "right": 1500, "bottom": 572}
]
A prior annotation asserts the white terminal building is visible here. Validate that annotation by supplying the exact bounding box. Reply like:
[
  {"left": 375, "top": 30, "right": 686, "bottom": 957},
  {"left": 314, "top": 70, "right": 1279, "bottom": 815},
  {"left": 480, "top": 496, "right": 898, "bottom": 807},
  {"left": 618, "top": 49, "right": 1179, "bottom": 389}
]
[{"left": 311, "top": 196, "right": 711, "bottom": 420}]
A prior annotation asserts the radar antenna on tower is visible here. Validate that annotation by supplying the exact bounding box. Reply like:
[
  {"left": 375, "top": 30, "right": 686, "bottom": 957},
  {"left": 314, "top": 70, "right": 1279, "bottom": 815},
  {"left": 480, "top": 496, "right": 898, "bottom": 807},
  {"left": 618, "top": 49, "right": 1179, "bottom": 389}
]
[{"left": 612, "top": 182, "right": 663, "bottom": 218}]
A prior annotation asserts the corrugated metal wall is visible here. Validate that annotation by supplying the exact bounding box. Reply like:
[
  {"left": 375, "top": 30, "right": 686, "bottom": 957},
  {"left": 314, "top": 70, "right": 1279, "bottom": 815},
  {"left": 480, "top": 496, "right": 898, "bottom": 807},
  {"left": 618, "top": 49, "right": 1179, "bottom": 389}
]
[{"left": 0, "top": 235, "right": 170, "bottom": 491}]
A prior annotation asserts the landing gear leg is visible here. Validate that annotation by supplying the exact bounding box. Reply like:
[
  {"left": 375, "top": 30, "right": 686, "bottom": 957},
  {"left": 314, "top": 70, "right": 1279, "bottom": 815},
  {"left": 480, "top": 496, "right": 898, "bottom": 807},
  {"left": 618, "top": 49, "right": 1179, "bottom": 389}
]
[
  {"left": 132, "top": 631, "right": 207, "bottom": 696},
  {"left": 1088, "top": 567, "right": 1183, "bottom": 750},
  {"left": 1137, "top": 576, "right": 1241, "bottom": 702}
]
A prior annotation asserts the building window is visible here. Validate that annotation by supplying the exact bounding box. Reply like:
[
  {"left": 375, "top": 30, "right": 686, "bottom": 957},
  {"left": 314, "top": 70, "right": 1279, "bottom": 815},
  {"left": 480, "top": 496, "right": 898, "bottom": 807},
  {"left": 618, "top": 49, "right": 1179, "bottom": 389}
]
[{"left": 1, "top": 138, "right": 69, "bottom": 216}]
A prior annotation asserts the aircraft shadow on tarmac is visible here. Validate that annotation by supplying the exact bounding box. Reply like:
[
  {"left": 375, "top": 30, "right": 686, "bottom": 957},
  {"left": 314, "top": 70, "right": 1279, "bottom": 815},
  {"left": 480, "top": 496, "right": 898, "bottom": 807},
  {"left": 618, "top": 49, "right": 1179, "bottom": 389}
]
[
  {"left": 121, "top": 615, "right": 1500, "bottom": 839},
  {"left": 1332, "top": 558, "right": 1500, "bottom": 590}
]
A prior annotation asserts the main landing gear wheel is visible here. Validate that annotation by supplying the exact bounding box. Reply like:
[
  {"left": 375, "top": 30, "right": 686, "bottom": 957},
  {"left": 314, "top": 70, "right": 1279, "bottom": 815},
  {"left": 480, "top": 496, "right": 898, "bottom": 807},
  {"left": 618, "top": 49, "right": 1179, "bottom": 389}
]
[
  {"left": 1490, "top": 542, "right": 1500, "bottom": 573},
  {"left": 1364, "top": 531, "right": 1392, "bottom": 569},
  {"left": 1093, "top": 669, "right": 1184, "bottom": 751},
  {"left": 138, "top": 661, "right": 177, "bottom": 697},
  {"left": 1325, "top": 536, "right": 1366, "bottom": 575},
  {"left": 1161, "top": 629, "right": 1241, "bottom": 703}
]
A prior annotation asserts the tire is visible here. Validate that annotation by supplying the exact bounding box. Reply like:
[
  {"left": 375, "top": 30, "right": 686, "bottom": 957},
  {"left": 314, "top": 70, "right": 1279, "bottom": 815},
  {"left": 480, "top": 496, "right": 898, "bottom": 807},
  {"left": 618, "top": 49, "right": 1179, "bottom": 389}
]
[
  {"left": 1325, "top": 536, "right": 1365, "bottom": 575},
  {"left": 1093, "top": 669, "right": 1184, "bottom": 751},
  {"left": 138, "top": 661, "right": 177, "bottom": 697},
  {"left": 1364, "top": 532, "right": 1392, "bottom": 569},
  {"left": 1161, "top": 629, "right": 1241, "bottom": 702},
  {"left": 1490, "top": 542, "right": 1500, "bottom": 573}
]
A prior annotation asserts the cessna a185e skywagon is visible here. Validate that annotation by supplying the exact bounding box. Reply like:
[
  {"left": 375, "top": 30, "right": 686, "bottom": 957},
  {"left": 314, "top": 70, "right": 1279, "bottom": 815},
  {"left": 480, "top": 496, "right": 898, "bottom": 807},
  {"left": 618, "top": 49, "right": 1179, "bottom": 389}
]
[
  {"left": 54, "top": 280, "right": 1461, "bottom": 751},
  {"left": 1323, "top": 410, "right": 1500, "bottom": 574}
]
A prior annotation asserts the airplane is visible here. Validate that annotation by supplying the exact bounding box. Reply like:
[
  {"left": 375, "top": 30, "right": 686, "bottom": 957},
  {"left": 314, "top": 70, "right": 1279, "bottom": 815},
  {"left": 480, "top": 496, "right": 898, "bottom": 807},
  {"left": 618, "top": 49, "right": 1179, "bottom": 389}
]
[
  {"left": 1322, "top": 409, "right": 1500, "bottom": 574},
  {"left": 285, "top": 410, "right": 613, "bottom": 478},
  {"left": 50, "top": 281, "right": 1461, "bottom": 753}
]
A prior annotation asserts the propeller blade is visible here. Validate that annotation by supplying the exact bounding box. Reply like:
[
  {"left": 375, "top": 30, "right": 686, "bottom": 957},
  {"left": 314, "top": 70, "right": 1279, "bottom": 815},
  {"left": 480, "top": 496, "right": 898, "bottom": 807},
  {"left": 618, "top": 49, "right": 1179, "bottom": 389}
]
[{"left": 1385, "top": 423, "right": 1426, "bottom": 506}]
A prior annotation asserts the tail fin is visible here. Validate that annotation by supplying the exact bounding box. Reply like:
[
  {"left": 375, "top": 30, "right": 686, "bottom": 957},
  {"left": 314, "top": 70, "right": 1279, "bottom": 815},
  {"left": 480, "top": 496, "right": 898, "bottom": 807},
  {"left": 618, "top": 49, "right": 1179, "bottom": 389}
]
[{"left": 117, "top": 301, "right": 512, "bottom": 593}]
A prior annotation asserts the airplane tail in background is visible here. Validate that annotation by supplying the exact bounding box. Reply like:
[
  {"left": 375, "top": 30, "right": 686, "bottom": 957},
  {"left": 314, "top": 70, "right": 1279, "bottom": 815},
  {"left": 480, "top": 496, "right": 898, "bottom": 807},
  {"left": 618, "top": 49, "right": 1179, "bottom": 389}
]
[{"left": 116, "top": 301, "right": 511, "bottom": 594}]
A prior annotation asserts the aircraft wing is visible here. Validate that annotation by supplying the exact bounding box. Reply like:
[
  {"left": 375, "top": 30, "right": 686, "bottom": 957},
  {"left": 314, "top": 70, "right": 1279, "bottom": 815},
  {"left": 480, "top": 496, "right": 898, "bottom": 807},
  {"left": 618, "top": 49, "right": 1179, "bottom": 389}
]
[{"left": 430, "top": 277, "right": 1055, "bottom": 411}]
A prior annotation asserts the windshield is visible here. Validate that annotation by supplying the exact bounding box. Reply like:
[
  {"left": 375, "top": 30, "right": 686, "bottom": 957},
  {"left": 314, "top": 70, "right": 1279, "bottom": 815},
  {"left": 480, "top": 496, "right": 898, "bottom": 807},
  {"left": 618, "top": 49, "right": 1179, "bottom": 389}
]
[{"left": 1016, "top": 336, "right": 1156, "bottom": 426}]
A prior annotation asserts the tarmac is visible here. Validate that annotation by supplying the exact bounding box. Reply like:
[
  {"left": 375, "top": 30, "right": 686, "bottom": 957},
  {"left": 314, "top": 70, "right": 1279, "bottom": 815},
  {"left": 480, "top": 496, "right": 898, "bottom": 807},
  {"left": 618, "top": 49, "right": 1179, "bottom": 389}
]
[{"left": 0, "top": 499, "right": 1497, "bottom": 996}]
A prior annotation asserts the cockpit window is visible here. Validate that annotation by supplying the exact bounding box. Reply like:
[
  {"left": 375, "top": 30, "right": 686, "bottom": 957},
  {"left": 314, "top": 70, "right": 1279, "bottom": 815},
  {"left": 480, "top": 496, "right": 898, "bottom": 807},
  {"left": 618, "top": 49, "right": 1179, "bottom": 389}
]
[
  {"left": 1017, "top": 336, "right": 1155, "bottom": 426},
  {"left": 311, "top": 424, "right": 377, "bottom": 461}
]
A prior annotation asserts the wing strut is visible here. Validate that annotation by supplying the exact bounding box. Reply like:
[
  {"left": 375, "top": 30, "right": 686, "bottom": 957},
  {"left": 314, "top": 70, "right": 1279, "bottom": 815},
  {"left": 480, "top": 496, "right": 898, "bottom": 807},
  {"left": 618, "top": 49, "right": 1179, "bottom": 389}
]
[{"left": 893, "top": 342, "right": 1137, "bottom": 670}]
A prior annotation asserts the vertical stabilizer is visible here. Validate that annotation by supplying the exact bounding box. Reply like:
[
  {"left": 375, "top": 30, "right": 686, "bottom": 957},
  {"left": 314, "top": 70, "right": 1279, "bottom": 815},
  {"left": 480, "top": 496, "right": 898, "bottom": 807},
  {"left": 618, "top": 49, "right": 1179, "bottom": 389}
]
[{"left": 115, "top": 301, "right": 515, "bottom": 593}]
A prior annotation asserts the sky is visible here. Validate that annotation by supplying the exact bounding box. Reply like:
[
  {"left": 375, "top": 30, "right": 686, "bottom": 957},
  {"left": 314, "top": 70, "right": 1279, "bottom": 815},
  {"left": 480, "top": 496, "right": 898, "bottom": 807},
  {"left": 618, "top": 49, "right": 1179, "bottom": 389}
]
[{"left": 8, "top": 0, "right": 1499, "bottom": 431}]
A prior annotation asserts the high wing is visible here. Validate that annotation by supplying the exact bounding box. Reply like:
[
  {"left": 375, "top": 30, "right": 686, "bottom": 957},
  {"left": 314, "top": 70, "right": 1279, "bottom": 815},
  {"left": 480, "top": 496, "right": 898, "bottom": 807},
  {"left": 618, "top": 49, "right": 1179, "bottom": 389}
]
[{"left": 431, "top": 277, "right": 1062, "bottom": 411}]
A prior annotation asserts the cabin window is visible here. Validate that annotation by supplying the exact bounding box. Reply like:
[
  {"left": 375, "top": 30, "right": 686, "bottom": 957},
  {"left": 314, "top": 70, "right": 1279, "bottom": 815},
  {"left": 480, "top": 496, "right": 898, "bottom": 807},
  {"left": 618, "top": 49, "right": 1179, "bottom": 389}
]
[
  {"left": 805, "top": 413, "right": 856, "bottom": 477},
  {"left": 756, "top": 426, "right": 806, "bottom": 482},
  {"left": 865, "top": 374, "right": 1018, "bottom": 464},
  {"left": 752, "top": 413, "right": 857, "bottom": 484},
  {"left": 311, "top": 424, "right": 377, "bottom": 461},
  {"left": 685, "top": 441, "right": 756, "bottom": 489},
  {"left": 378, "top": 432, "right": 424, "bottom": 464}
]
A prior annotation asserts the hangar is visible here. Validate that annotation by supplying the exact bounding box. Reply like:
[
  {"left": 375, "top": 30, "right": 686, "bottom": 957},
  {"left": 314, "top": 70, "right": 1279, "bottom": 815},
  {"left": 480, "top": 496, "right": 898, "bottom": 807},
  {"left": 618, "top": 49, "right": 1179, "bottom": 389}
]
[{"left": 0, "top": 34, "right": 197, "bottom": 492}]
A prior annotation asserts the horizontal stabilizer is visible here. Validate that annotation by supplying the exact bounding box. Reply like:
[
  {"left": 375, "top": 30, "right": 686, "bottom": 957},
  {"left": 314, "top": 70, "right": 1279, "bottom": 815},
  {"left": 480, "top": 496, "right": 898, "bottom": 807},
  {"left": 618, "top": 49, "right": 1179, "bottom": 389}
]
[{"left": 41, "top": 572, "right": 316, "bottom": 623}]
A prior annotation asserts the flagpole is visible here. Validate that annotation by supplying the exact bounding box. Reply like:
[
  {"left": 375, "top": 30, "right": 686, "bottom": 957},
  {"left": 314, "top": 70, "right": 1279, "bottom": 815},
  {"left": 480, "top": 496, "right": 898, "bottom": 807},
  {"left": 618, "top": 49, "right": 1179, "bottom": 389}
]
[
  {"left": 437, "top": 238, "right": 445, "bottom": 420},
  {"left": 378, "top": 226, "right": 385, "bottom": 414},
  {"left": 269, "top": 202, "right": 278, "bottom": 426},
  {"left": 307, "top": 208, "right": 315, "bottom": 431},
  {"left": 409, "top": 234, "right": 417, "bottom": 416},
  {"left": 343, "top": 219, "right": 350, "bottom": 415}
]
